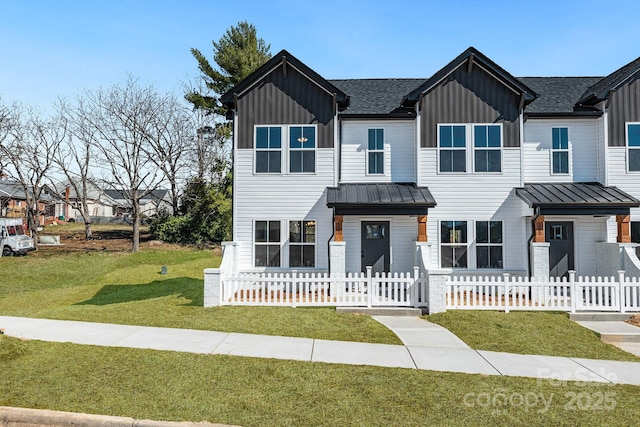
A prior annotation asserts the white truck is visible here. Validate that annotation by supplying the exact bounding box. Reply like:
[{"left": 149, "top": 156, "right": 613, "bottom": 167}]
[{"left": 0, "top": 218, "right": 35, "bottom": 256}]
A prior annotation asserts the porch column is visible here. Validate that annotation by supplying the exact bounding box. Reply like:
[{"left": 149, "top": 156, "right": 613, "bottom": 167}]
[
  {"left": 616, "top": 214, "right": 631, "bottom": 243},
  {"left": 533, "top": 215, "right": 545, "bottom": 242},
  {"left": 417, "top": 215, "right": 428, "bottom": 242},
  {"left": 334, "top": 215, "right": 344, "bottom": 242}
]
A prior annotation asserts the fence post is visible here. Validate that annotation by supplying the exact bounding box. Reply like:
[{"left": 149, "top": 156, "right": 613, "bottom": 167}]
[
  {"left": 291, "top": 270, "right": 298, "bottom": 308},
  {"left": 366, "top": 266, "right": 373, "bottom": 308},
  {"left": 203, "top": 268, "right": 222, "bottom": 307},
  {"left": 569, "top": 270, "right": 576, "bottom": 314},
  {"left": 618, "top": 270, "right": 626, "bottom": 313},
  {"left": 503, "top": 273, "right": 510, "bottom": 313},
  {"left": 412, "top": 267, "right": 420, "bottom": 308}
]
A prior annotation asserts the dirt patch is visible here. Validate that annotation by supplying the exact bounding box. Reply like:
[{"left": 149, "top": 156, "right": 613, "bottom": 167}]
[
  {"left": 627, "top": 314, "right": 640, "bottom": 328},
  {"left": 31, "top": 225, "right": 188, "bottom": 256}
]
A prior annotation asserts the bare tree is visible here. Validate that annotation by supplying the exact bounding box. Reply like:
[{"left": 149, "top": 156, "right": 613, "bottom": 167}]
[
  {"left": 0, "top": 103, "right": 65, "bottom": 243},
  {"left": 146, "top": 94, "right": 194, "bottom": 215},
  {"left": 79, "top": 77, "right": 168, "bottom": 252},
  {"left": 54, "top": 96, "right": 102, "bottom": 240}
]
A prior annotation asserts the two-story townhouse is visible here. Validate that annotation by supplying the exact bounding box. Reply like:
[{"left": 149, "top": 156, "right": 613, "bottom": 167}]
[{"left": 220, "top": 47, "right": 640, "bottom": 278}]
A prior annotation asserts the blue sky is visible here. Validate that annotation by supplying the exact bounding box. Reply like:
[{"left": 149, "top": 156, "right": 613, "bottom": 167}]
[{"left": 1, "top": 0, "right": 639, "bottom": 108}]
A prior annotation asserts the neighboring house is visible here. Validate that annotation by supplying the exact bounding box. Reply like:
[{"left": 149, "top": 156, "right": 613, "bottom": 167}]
[
  {"left": 0, "top": 177, "right": 53, "bottom": 226},
  {"left": 219, "top": 47, "right": 640, "bottom": 278},
  {"left": 50, "top": 180, "right": 122, "bottom": 221},
  {"left": 103, "top": 189, "right": 172, "bottom": 218}
]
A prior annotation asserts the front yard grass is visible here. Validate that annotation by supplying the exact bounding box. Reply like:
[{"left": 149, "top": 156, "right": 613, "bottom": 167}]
[
  {"left": 1, "top": 336, "right": 638, "bottom": 426},
  {"left": 0, "top": 249, "right": 399, "bottom": 344},
  {"left": 427, "top": 311, "right": 639, "bottom": 362}
]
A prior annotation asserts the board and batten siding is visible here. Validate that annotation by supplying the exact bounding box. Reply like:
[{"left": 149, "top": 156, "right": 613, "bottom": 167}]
[
  {"left": 342, "top": 215, "right": 417, "bottom": 274},
  {"left": 340, "top": 120, "right": 416, "bottom": 183},
  {"left": 235, "top": 64, "right": 336, "bottom": 149},
  {"left": 420, "top": 148, "right": 528, "bottom": 271},
  {"left": 420, "top": 65, "right": 521, "bottom": 148},
  {"left": 607, "top": 147, "right": 640, "bottom": 223},
  {"left": 234, "top": 149, "right": 335, "bottom": 270},
  {"left": 522, "top": 119, "right": 600, "bottom": 183},
  {"left": 607, "top": 74, "right": 640, "bottom": 147}
]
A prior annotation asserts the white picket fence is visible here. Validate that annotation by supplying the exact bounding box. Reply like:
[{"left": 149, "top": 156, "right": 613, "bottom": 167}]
[
  {"left": 446, "top": 272, "right": 640, "bottom": 313},
  {"left": 220, "top": 266, "right": 428, "bottom": 307}
]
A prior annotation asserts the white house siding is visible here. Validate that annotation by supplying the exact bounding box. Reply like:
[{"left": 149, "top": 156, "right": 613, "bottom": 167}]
[
  {"left": 340, "top": 120, "right": 416, "bottom": 183},
  {"left": 420, "top": 148, "right": 528, "bottom": 272},
  {"left": 234, "top": 149, "right": 335, "bottom": 271},
  {"left": 523, "top": 119, "right": 600, "bottom": 183},
  {"left": 342, "top": 215, "right": 417, "bottom": 274}
]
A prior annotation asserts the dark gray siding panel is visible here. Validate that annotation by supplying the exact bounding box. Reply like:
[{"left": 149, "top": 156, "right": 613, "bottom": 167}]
[
  {"left": 608, "top": 74, "right": 640, "bottom": 147},
  {"left": 420, "top": 65, "right": 521, "bottom": 147},
  {"left": 237, "top": 65, "right": 335, "bottom": 149}
]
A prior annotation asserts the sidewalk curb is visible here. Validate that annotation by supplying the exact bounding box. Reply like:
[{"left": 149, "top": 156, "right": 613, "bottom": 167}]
[{"left": 0, "top": 406, "right": 237, "bottom": 427}]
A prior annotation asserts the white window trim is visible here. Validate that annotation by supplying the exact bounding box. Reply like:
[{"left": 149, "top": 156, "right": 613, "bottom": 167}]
[
  {"left": 437, "top": 124, "right": 467, "bottom": 174},
  {"left": 550, "top": 127, "right": 571, "bottom": 175},
  {"left": 437, "top": 123, "right": 504, "bottom": 174},
  {"left": 438, "top": 219, "right": 505, "bottom": 270},
  {"left": 253, "top": 219, "right": 283, "bottom": 268},
  {"left": 366, "top": 128, "right": 385, "bottom": 175},
  {"left": 287, "top": 219, "right": 317, "bottom": 268},
  {"left": 626, "top": 122, "right": 640, "bottom": 173},
  {"left": 471, "top": 124, "right": 503, "bottom": 174},
  {"left": 474, "top": 220, "right": 504, "bottom": 270},
  {"left": 253, "top": 124, "right": 318, "bottom": 175}
]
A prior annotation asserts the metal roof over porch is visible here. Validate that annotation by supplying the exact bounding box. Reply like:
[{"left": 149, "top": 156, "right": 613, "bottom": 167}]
[
  {"left": 515, "top": 182, "right": 640, "bottom": 215},
  {"left": 326, "top": 183, "right": 436, "bottom": 215}
]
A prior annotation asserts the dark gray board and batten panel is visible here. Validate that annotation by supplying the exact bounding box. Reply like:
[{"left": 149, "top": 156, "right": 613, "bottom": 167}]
[
  {"left": 608, "top": 74, "right": 640, "bottom": 147},
  {"left": 420, "top": 65, "right": 521, "bottom": 148},
  {"left": 237, "top": 64, "right": 335, "bottom": 149}
]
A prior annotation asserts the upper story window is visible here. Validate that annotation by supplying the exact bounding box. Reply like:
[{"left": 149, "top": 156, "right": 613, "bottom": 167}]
[
  {"left": 438, "top": 124, "right": 502, "bottom": 173},
  {"left": 367, "top": 129, "right": 384, "bottom": 174},
  {"left": 627, "top": 123, "right": 640, "bottom": 172},
  {"left": 289, "top": 126, "right": 316, "bottom": 173},
  {"left": 439, "top": 125, "right": 466, "bottom": 172},
  {"left": 255, "top": 127, "right": 282, "bottom": 173},
  {"left": 552, "top": 127, "right": 569, "bottom": 174},
  {"left": 255, "top": 125, "right": 317, "bottom": 174},
  {"left": 474, "top": 125, "right": 502, "bottom": 172}
]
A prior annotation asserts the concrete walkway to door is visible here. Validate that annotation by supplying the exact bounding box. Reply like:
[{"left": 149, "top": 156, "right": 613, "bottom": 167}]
[{"left": 1, "top": 315, "right": 640, "bottom": 386}]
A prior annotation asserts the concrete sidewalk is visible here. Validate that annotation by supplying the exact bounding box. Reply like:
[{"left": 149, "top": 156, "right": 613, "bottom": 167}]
[
  {"left": 2, "top": 315, "right": 640, "bottom": 386},
  {"left": 575, "top": 320, "right": 640, "bottom": 357}
]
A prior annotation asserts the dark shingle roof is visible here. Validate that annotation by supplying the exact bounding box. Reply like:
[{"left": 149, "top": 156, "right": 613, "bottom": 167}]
[
  {"left": 518, "top": 77, "right": 603, "bottom": 114},
  {"left": 578, "top": 55, "right": 640, "bottom": 104},
  {"left": 515, "top": 182, "right": 639, "bottom": 210},
  {"left": 327, "top": 183, "right": 436, "bottom": 207},
  {"left": 329, "top": 79, "right": 424, "bottom": 116}
]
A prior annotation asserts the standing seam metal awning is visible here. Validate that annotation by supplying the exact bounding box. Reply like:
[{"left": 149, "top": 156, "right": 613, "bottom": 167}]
[
  {"left": 326, "top": 183, "right": 436, "bottom": 215},
  {"left": 515, "top": 182, "right": 640, "bottom": 215}
]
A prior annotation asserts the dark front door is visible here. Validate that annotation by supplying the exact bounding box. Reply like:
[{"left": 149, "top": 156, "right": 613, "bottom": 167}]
[
  {"left": 546, "top": 221, "right": 574, "bottom": 278},
  {"left": 361, "top": 221, "right": 390, "bottom": 274}
]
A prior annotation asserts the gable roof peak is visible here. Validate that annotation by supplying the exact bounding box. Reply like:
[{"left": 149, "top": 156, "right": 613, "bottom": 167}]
[{"left": 577, "top": 54, "right": 640, "bottom": 105}]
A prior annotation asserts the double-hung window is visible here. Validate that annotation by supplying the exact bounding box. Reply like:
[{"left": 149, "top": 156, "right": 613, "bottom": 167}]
[
  {"left": 627, "top": 123, "right": 640, "bottom": 172},
  {"left": 476, "top": 221, "right": 503, "bottom": 269},
  {"left": 255, "top": 127, "right": 282, "bottom": 173},
  {"left": 552, "top": 127, "right": 570, "bottom": 174},
  {"left": 439, "top": 125, "right": 466, "bottom": 172},
  {"left": 289, "top": 220, "right": 316, "bottom": 267},
  {"left": 440, "top": 221, "right": 468, "bottom": 268},
  {"left": 289, "top": 126, "right": 316, "bottom": 173},
  {"left": 254, "top": 221, "right": 281, "bottom": 267},
  {"left": 367, "top": 129, "right": 384, "bottom": 174},
  {"left": 474, "top": 125, "right": 501, "bottom": 172}
]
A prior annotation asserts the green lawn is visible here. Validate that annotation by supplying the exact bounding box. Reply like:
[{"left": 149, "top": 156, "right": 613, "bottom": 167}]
[
  {"left": 1, "top": 336, "right": 638, "bottom": 426},
  {"left": 427, "top": 311, "right": 639, "bottom": 362},
  {"left": 0, "top": 248, "right": 399, "bottom": 344}
]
